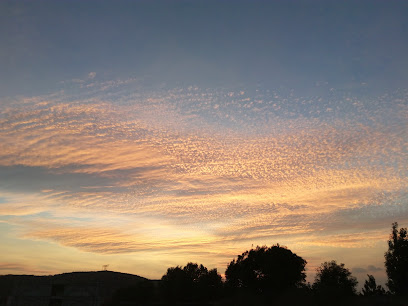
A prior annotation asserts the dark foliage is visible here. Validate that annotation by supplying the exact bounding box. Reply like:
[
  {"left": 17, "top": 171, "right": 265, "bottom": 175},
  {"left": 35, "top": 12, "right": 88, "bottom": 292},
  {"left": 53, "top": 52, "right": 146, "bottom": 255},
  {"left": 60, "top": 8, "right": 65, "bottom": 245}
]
[
  {"left": 313, "top": 260, "right": 358, "bottom": 298},
  {"left": 161, "top": 262, "right": 222, "bottom": 302},
  {"left": 161, "top": 266, "right": 187, "bottom": 302},
  {"left": 225, "top": 244, "right": 307, "bottom": 294},
  {"left": 385, "top": 222, "right": 408, "bottom": 296},
  {"left": 362, "top": 274, "right": 386, "bottom": 296}
]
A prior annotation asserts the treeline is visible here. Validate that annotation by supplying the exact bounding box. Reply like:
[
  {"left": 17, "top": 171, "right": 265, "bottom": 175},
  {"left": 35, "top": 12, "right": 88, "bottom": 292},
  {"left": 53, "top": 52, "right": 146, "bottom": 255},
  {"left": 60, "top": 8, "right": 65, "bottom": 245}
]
[{"left": 108, "top": 222, "right": 408, "bottom": 305}]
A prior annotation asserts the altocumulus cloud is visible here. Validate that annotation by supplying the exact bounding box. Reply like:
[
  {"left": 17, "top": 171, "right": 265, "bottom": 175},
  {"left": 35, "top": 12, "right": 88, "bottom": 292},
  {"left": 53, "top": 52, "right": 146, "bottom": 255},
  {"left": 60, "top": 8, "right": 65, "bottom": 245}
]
[{"left": 0, "top": 76, "right": 407, "bottom": 267}]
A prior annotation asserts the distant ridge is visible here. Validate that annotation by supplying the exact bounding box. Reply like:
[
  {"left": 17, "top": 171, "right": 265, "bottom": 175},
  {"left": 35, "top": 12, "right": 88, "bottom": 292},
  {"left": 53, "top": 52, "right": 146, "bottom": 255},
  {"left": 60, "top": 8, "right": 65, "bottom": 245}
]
[
  {"left": 0, "top": 270, "right": 149, "bottom": 300},
  {"left": 0, "top": 270, "right": 147, "bottom": 284},
  {"left": 51, "top": 270, "right": 148, "bottom": 284}
]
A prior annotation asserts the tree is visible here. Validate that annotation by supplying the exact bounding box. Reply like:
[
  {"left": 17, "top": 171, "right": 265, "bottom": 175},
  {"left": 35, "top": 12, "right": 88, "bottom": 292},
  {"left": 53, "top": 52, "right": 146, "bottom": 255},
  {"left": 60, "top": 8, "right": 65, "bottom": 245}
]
[
  {"left": 384, "top": 222, "right": 408, "bottom": 295},
  {"left": 225, "top": 244, "right": 307, "bottom": 294},
  {"left": 161, "top": 262, "right": 222, "bottom": 302},
  {"left": 183, "top": 262, "right": 207, "bottom": 283},
  {"left": 313, "top": 261, "right": 357, "bottom": 298},
  {"left": 161, "top": 266, "right": 188, "bottom": 302},
  {"left": 362, "top": 274, "right": 386, "bottom": 296}
]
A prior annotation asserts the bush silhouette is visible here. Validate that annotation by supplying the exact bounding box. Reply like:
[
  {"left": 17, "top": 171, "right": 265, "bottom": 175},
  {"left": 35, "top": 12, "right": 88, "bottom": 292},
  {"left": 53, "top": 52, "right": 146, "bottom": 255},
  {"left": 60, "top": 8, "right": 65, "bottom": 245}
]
[
  {"left": 385, "top": 222, "right": 408, "bottom": 295},
  {"left": 225, "top": 244, "right": 307, "bottom": 294}
]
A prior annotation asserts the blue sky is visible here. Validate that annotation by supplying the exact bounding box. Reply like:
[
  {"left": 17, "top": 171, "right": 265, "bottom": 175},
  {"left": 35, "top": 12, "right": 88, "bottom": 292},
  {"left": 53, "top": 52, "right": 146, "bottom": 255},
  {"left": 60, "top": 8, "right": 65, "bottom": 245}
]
[
  {"left": 1, "top": 0, "right": 407, "bottom": 287},
  {"left": 2, "top": 0, "right": 408, "bottom": 96}
]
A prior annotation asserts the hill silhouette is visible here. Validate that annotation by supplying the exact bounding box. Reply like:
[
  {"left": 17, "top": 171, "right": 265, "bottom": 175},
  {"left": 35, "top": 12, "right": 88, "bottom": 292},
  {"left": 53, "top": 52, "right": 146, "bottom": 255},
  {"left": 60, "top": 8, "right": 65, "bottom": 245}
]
[
  {"left": 0, "top": 270, "right": 150, "bottom": 305},
  {"left": 0, "top": 270, "right": 147, "bottom": 286}
]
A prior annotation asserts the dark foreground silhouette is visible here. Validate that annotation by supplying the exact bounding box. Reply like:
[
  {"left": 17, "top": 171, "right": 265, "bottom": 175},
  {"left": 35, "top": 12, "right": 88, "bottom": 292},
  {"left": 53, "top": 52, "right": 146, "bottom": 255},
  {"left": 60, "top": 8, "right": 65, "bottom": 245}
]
[
  {"left": 0, "top": 271, "right": 151, "bottom": 305},
  {"left": 1, "top": 223, "right": 407, "bottom": 305}
]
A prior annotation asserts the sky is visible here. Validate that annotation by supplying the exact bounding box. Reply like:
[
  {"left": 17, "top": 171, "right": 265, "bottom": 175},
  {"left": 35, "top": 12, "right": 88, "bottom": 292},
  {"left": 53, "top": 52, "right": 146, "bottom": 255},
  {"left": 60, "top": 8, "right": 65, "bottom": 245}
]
[{"left": 1, "top": 0, "right": 407, "bottom": 286}]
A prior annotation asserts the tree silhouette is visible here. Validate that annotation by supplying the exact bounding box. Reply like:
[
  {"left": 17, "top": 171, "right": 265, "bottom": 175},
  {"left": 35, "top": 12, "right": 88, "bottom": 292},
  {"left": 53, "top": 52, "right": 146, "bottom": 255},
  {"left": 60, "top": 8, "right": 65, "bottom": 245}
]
[
  {"left": 161, "top": 266, "right": 188, "bottom": 302},
  {"left": 362, "top": 274, "right": 386, "bottom": 296},
  {"left": 161, "top": 262, "right": 222, "bottom": 302},
  {"left": 313, "top": 261, "right": 357, "bottom": 298},
  {"left": 384, "top": 222, "right": 408, "bottom": 295},
  {"left": 183, "top": 262, "right": 206, "bottom": 283},
  {"left": 225, "top": 244, "right": 307, "bottom": 294},
  {"left": 196, "top": 267, "right": 223, "bottom": 299}
]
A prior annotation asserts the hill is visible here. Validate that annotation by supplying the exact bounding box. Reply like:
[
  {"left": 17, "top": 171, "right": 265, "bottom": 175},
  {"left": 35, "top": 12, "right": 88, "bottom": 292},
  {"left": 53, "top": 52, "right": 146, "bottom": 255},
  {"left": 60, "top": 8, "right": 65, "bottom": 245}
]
[
  {"left": 0, "top": 270, "right": 147, "bottom": 286},
  {"left": 0, "top": 270, "right": 150, "bottom": 305}
]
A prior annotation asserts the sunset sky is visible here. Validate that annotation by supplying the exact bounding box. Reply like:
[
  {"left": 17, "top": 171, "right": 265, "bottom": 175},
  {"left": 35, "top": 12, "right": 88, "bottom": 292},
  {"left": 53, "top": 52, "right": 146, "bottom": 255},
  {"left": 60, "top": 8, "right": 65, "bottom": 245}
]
[{"left": 1, "top": 1, "right": 407, "bottom": 286}]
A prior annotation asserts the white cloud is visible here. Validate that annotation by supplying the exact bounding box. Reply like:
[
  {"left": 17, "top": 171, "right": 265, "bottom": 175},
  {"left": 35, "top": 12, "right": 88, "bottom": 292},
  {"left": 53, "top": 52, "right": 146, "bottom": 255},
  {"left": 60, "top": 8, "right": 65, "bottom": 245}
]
[{"left": 88, "top": 72, "right": 96, "bottom": 79}]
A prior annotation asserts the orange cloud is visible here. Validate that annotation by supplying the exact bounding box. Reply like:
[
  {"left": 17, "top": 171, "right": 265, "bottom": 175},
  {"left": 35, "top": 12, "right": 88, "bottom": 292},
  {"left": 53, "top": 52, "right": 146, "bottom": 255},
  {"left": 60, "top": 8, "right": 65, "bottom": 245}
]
[{"left": 0, "top": 83, "right": 406, "bottom": 280}]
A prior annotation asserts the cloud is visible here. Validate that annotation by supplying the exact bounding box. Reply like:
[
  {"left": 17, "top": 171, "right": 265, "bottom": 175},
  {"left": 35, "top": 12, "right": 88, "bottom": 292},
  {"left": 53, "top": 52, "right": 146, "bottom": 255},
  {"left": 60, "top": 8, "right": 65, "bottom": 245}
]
[
  {"left": 303, "top": 231, "right": 388, "bottom": 248},
  {"left": 19, "top": 218, "right": 228, "bottom": 255},
  {"left": 88, "top": 72, "right": 96, "bottom": 79},
  {"left": 352, "top": 267, "right": 367, "bottom": 273},
  {"left": 352, "top": 265, "right": 382, "bottom": 274},
  {"left": 0, "top": 263, "right": 51, "bottom": 275},
  {"left": 368, "top": 265, "right": 383, "bottom": 272},
  {"left": 0, "top": 80, "right": 406, "bottom": 267}
]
